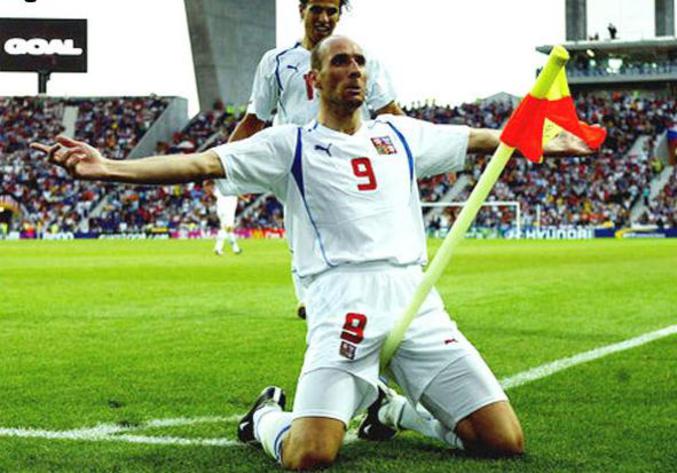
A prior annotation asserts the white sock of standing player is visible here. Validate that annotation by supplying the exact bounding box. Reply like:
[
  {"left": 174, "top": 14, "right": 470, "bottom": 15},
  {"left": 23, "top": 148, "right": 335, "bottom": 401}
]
[
  {"left": 254, "top": 405, "right": 293, "bottom": 463},
  {"left": 383, "top": 395, "right": 464, "bottom": 450},
  {"left": 228, "top": 230, "right": 240, "bottom": 253},
  {"left": 215, "top": 229, "right": 227, "bottom": 253}
]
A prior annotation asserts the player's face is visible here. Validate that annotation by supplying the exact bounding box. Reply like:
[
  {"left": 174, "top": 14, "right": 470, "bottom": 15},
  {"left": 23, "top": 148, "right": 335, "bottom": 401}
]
[
  {"left": 300, "top": 0, "right": 341, "bottom": 47},
  {"left": 316, "top": 38, "right": 367, "bottom": 111}
]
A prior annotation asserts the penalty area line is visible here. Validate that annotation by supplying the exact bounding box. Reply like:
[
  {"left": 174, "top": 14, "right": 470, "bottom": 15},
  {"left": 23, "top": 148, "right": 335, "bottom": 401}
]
[{"left": 0, "top": 324, "right": 674, "bottom": 448}]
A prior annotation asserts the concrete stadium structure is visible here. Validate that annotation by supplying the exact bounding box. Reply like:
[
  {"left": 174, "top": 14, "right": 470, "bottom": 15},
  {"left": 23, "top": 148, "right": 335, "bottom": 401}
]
[{"left": 183, "top": 0, "right": 275, "bottom": 112}]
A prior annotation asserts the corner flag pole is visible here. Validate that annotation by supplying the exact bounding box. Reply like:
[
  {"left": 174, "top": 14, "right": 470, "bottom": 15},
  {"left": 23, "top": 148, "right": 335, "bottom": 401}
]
[{"left": 380, "top": 46, "right": 571, "bottom": 370}]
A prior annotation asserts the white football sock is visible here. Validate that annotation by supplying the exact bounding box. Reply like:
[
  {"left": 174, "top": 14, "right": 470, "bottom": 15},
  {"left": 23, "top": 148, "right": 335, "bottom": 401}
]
[
  {"left": 441, "top": 429, "right": 464, "bottom": 450},
  {"left": 381, "top": 394, "right": 464, "bottom": 450},
  {"left": 254, "top": 405, "right": 293, "bottom": 463},
  {"left": 228, "top": 232, "right": 241, "bottom": 252},
  {"left": 215, "top": 230, "right": 226, "bottom": 252}
]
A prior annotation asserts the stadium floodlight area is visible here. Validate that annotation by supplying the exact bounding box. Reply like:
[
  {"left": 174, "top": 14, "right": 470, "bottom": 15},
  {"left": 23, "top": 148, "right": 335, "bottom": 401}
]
[{"left": 422, "top": 201, "right": 521, "bottom": 239}]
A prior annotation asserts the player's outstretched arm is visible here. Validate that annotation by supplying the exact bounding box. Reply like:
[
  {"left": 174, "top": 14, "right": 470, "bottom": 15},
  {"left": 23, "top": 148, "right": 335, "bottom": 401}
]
[
  {"left": 467, "top": 127, "right": 594, "bottom": 156},
  {"left": 31, "top": 135, "right": 224, "bottom": 185}
]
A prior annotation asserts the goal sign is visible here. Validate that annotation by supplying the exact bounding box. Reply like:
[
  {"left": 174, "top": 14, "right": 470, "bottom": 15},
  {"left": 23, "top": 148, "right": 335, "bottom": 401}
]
[{"left": 0, "top": 18, "right": 87, "bottom": 73}]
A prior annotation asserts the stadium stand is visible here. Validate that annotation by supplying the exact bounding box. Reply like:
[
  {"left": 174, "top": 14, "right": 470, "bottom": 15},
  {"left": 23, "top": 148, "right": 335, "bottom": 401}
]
[
  {"left": 0, "top": 96, "right": 169, "bottom": 237},
  {"left": 155, "top": 100, "right": 242, "bottom": 154},
  {"left": 1, "top": 93, "right": 674, "bottom": 237},
  {"left": 640, "top": 165, "right": 677, "bottom": 227},
  {"left": 87, "top": 101, "right": 248, "bottom": 237},
  {"left": 446, "top": 93, "right": 676, "bottom": 232}
]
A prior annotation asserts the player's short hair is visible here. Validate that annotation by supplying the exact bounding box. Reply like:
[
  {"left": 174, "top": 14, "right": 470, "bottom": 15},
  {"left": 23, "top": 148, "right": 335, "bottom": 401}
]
[{"left": 299, "top": 0, "right": 350, "bottom": 14}]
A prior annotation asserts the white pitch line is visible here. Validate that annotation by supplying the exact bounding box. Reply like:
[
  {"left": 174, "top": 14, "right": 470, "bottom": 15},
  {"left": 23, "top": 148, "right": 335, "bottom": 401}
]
[
  {"left": 0, "top": 427, "right": 240, "bottom": 447},
  {"left": 141, "top": 414, "right": 242, "bottom": 430},
  {"left": 100, "top": 434, "right": 240, "bottom": 447},
  {"left": 0, "top": 415, "right": 243, "bottom": 447},
  {"left": 0, "top": 324, "right": 674, "bottom": 447},
  {"left": 499, "top": 324, "right": 677, "bottom": 390}
]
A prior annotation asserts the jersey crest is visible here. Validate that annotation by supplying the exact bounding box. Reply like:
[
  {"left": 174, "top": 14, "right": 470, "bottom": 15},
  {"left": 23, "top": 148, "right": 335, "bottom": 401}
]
[{"left": 370, "top": 136, "right": 397, "bottom": 155}]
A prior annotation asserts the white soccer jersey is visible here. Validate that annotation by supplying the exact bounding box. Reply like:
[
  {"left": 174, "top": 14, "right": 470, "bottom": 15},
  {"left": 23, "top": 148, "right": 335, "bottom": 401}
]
[
  {"left": 214, "top": 115, "right": 469, "bottom": 279},
  {"left": 247, "top": 42, "right": 396, "bottom": 125}
]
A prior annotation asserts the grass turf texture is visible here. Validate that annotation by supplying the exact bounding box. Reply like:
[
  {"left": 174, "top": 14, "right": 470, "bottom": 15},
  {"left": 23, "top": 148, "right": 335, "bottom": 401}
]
[{"left": 0, "top": 238, "right": 675, "bottom": 472}]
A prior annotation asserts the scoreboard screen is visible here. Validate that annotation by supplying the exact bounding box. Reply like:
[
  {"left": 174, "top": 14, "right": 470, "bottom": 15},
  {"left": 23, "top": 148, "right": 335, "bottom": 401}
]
[{"left": 0, "top": 18, "right": 87, "bottom": 73}]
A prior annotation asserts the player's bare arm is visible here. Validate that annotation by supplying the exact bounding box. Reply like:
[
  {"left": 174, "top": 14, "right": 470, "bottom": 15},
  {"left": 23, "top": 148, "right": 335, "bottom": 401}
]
[
  {"left": 228, "top": 113, "right": 268, "bottom": 143},
  {"left": 467, "top": 127, "right": 594, "bottom": 156},
  {"left": 31, "top": 135, "right": 224, "bottom": 184}
]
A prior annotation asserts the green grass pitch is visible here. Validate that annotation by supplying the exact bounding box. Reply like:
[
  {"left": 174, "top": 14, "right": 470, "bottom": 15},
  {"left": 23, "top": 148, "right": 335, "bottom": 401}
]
[{"left": 1, "top": 238, "right": 675, "bottom": 472}]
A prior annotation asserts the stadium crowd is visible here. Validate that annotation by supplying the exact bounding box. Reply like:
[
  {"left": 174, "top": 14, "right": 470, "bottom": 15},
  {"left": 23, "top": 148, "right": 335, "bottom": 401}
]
[
  {"left": 447, "top": 93, "right": 675, "bottom": 232},
  {"left": 638, "top": 166, "right": 677, "bottom": 228},
  {"left": 569, "top": 58, "right": 676, "bottom": 78},
  {"left": 0, "top": 96, "right": 168, "bottom": 237},
  {"left": 1, "top": 93, "right": 675, "bottom": 237},
  {"left": 87, "top": 101, "right": 245, "bottom": 236}
]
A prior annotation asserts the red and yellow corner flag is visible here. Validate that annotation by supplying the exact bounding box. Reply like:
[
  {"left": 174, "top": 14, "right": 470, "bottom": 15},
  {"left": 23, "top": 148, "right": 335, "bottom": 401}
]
[{"left": 500, "top": 67, "right": 607, "bottom": 163}]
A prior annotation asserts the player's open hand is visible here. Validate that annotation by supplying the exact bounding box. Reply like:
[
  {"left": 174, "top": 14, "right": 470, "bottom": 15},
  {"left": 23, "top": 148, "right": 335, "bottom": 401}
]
[
  {"left": 30, "top": 135, "right": 108, "bottom": 180},
  {"left": 544, "top": 129, "right": 597, "bottom": 157}
]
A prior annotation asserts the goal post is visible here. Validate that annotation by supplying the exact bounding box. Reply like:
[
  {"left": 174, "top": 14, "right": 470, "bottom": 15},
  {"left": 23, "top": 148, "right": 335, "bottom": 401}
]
[{"left": 421, "top": 200, "right": 522, "bottom": 239}]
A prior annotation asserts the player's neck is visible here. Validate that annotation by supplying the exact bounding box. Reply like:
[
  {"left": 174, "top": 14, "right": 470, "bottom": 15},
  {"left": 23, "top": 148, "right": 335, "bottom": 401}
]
[
  {"left": 317, "top": 106, "right": 362, "bottom": 135},
  {"left": 301, "top": 37, "right": 316, "bottom": 50}
]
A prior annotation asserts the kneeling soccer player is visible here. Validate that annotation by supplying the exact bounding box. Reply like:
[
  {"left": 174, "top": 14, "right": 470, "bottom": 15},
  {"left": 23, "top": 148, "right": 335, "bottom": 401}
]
[{"left": 34, "top": 35, "right": 595, "bottom": 471}]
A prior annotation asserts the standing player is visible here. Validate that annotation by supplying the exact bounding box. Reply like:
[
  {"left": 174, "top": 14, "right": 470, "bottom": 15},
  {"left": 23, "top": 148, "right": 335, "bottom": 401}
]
[
  {"left": 213, "top": 189, "right": 242, "bottom": 255},
  {"left": 229, "top": 0, "right": 401, "bottom": 142},
  {"left": 228, "top": 0, "right": 402, "bottom": 320},
  {"left": 33, "top": 36, "right": 593, "bottom": 471}
]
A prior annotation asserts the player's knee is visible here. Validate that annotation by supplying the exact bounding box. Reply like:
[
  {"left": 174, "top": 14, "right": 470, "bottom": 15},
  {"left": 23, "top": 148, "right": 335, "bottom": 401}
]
[
  {"left": 297, "top": 449, "right": 337, "bottom": 470},
  {"left": 479, "top": 424, "right": 524, "bottom": 457},
  {"left": 488, "top": 427, "right": 524, "bottom": 457},
  {"left": 282, "top": 434, "right": 340, "bottom": 471},
  {"left": 283, "top": 444, "right": 338, "bottom": 470},
  {"left": 456, "top": 409, "right": 525, "bottom": 457}
]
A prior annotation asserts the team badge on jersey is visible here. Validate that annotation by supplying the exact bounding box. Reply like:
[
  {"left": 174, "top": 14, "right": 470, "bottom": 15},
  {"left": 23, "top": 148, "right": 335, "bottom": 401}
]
[
  {"left": 370, "top": 136, "right": 397, "bottom": 155},
  {"left": 339, "top": 341, "right": 356, "bottom": 360}
]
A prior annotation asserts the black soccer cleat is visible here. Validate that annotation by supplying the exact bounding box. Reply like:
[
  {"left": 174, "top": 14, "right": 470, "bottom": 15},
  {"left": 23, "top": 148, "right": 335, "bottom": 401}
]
[
  {"left": 357, "top": 384, "right": 398, "bottom": 441},
  {"left": 237, "top": 386, "right": 286, "bottom": 443},
  {"left": 297, "top": 304, "right": 307, "bottom": 320}
]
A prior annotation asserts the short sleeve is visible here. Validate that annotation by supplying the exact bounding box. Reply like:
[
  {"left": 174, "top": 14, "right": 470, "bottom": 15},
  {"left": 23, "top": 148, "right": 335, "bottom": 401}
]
[
  {"left": 212, "top": 126, "right": 296, "bottom": 196},
  {"left": 365, "top": 56, "right": 397, "bottom": 113},
  {"left": 387, "top": 116, "right": 469, "bottom": 178},
  {"left": 246, "top": 50, "right": 279, "bottom": 122}
]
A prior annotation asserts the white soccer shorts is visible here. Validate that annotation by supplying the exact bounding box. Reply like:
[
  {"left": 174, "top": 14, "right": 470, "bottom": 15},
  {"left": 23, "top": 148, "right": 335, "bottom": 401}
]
[
  {"left": 216, "top": 195, "right": 238, "bottom": 228},
  {"left": 292, "top": 263, "right": 507, "bottom": 427}
]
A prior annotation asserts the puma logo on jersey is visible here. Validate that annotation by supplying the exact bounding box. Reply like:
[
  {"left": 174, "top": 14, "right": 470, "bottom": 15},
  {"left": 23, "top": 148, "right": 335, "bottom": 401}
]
[{"left": 314, "top": 143, "right": 333, "bottom": 157}]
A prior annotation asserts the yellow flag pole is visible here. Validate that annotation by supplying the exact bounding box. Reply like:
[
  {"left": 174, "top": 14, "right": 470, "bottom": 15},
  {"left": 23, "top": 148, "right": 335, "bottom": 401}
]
[{"left": 380, "top": 46, "right": 571, "bottom": 370}]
